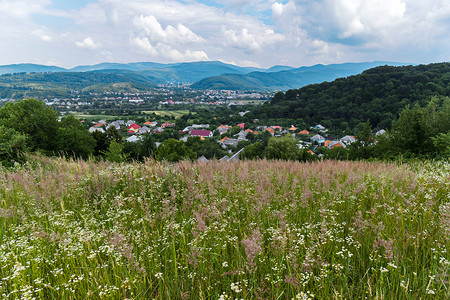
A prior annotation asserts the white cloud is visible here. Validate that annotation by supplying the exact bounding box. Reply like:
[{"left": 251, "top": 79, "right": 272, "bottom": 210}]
[
  {"left": 130, "top": 37, "right": 158, "bottom": 56},
  {"left": 32, "top": 29, "right": 53, "bottom": 42},
  {"left": 1, "top": 0, "right": 450, "bottom": 68},
  {"left": 133, "top": 15, "right": 203, "bottom": 44},
  {"left": 76, "top": 37, "right": 101, "bottom": 49}
]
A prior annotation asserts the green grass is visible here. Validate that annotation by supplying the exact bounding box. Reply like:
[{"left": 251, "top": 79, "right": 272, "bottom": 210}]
[
  {"left": 142, "top": 110, "right": 190, "bottom": 118},
  {"left": 0, "top": 157, "right": 448, "bottom": 299}
]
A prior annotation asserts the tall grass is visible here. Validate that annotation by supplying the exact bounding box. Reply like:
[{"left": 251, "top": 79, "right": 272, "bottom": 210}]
[{"left": 0, "top": 155, "right": 448, "bottom": 299}]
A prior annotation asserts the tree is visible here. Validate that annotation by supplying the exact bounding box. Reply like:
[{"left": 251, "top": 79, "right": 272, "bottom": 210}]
[
  {"left": 264, "top": 135, "right": 300, "bottom": 161},
  {"left": 102, "top": 140, "right": 129, "bottom": 163},
  {"left": 0, "top": 99, "right": 59, "bottom": 152},
  {"left": 57, "top": 115, "right": 96, "bottom": 159},
  {"left": 0, "top": 125, "right": 27, "bottom": 166},
  {"left": 155, "top": 139, "right": 196, "bottom": 162},
  {"left": 241, "top": 142, "right": 264, "bottom": 160}
]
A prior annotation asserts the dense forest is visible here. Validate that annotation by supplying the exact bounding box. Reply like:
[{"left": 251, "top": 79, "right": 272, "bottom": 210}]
[{"left": 252, "top": 63, "right": 450, "bottom": 131}]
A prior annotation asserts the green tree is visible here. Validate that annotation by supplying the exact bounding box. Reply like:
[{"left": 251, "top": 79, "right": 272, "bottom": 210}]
[
  {"left": 58, "top": 116, "right": 96, "bottom": 159},
  {"left": 0, "top": 125, "right": 27, "bottom": 166},
  {"left": 432, "top": 132, "right": 450, "bottom": 158},
  {"left": 102, "top": 140, "right": 129, "bottom": 163},
  {"left": 264, "top": 135, "right": 300, "bottom": 161},
  {"left": 0, "top": 99, "right": 59, "bottom": 152},
  {"left": 155, "top": 139, "right": 196, "bottom": 162},
  {"left": 241, "top": 142, "right": 264, "bottom": 160}
]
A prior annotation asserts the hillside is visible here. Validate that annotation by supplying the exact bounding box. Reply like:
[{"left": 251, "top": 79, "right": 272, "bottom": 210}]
[
  {"left": 0, "top": 71, "right": 156, "bottom": 98},
  {"left": 250, "top": 62, "right": 450, "bottom": 130},
  {"left": 0, "top": 61, "right": 411, "bottom": 95},
  {"left": 191, "top": 61, "right": 410, "bottom": 91}
]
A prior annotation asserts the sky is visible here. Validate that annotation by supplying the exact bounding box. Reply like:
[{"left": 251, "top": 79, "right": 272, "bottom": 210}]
[{"left": 0, "top": 0, "right": 449, "bottom": 69}]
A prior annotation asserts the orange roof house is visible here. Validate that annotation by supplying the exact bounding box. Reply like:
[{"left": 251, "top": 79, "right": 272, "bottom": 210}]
[
  {"left": 220, "top": 136, "right": 230, "bottom": 142},
  {"left": 298, "top": 130, "right": 310, "bottom": 135},
  {"left": 272, "top": 126, "right": 282, "bottom": 131},
  {"left": 265, "top": 128, "right": 275, "bottom": 134},
  {"left": 324, "top": 140, "right": 332, "bottom": 147},
  {"left": 236, "top": 123, "right": 245, "bottom": 129},
  {"left": 289, "top": 126, "right": 297, "bottom": 131},
  {"left": 93, "top": 122, "right": 104, "bottom": 127}
]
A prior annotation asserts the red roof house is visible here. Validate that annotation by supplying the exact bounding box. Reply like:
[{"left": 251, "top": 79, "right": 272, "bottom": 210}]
[{"left": 190, "top": 130, "right": 212, "bottom": 138}]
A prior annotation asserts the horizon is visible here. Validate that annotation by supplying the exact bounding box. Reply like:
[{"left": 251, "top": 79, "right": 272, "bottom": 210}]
[
  {"left": 1, "top": 1, "right": 449, "bottom": 69},
  {"left": 0, "top": 59, "right": 416, "bottom": 71}
]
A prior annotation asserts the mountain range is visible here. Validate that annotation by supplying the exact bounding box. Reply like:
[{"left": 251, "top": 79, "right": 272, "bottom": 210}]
[{"left": 0, "top": 61, "right": 411, "bottom": 96}]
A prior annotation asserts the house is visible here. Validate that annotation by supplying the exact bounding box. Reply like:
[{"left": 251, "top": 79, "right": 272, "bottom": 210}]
[
  {"left": 192, "top": 124, "right": 210, "bottom": 129},
  {"left": 272, "top": 126, "right": 282, "bottom": 131},
  {"left": 236, "top": 123, "right": 245, "bottom": 129},
  {"left": 126, "top": 120, "right": 137, "bottom": 127},
  {"left": 265, "top": 128, "right": 275, "bottom": 135},
  {"left": 144, "top": 121, "right": 158, "bottom": 127},
  {"left": 327, "top": 141, "right": 345, "bottom": 149},
  {"left": 190, "top": 129, "right": 212, "bottom": 138},
  {"left": 93, "top": 122, "right": 104, "bottom": 128},
  {"left": 217, "top": 125, "right": 231, "bottom": 135},
  {"left": 89, "top": 127, "right": 105, "bottom": 133},
  {"left": 237, "top": 130, "right": 248, "bottom": 140},
  {"left": 220, "top": 136, "right": 230, "bottom": 142},
  {"left": 154, "top": 127, "right": 165, "bottom": 133},
  {"left": 340, "top": 135, "right": 356, "bottom": 145},
  {"left": 197, "top": 156, "right": 209, "bottom": 162},
  {"left": 127, "top": 123, "right": 141, "bottom": 133},
  {"left": 313, "top": 124, "right": 326, "bottom": 130},
  {"left": 289, "top": 126, "right": 297, "bottom": 131},
  {"left": 161, "top": 122, "right": 175, "bottom": 128},
  {"left": 222, "top": 138, "right": 239, "bottom": 147},
  {"left": 311, "top": 134, "right": 325, "bottom": 144},
  {"left": 126, "top": 135, "right": 143, "bottom": 143},
  {"left": 138, "top": 126, "right": 151, "bottom": 134},
  {"left": 107, "top": 121, "right": 121, "bottom": 130},
  {"left": 298, "top": 129, "right": 310, "bottom": 135},
  {"left": 376, "top": 129, "right": 386, "bottom": 136}
]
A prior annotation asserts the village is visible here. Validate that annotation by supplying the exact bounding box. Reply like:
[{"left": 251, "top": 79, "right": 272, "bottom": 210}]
[{"left": 87, "top": 117, "right": 388, "bottom": 161}]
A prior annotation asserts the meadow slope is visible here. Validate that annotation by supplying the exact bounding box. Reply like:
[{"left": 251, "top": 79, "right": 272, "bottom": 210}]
[{"left": 0, "top": 157, "right": 448, "bottom": 299}]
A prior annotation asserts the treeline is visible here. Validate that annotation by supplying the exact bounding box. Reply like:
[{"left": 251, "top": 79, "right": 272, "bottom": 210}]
[
  {"left": 252, "top": 63, "right": 450, "bottom": 132},
  {"left": 0, "top": 99, "right": 231, "bottom": 166}
]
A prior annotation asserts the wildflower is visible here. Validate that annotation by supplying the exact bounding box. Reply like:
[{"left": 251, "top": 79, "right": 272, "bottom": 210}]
[
  {"left": 426, "top": 289, "right": 435, "bottom": 295},
  {"left": 154, "top": 272, "right": 163, "bottom": 279},
  {"left": 293, "top": 291, "right": 314, "bottom": 300},
  {"left": 222, "top": 261, "right": 228, "bottom": 267}
]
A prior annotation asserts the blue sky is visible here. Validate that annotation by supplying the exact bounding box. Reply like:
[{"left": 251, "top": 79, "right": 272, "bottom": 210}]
[{"left": 0, "top": 0, "right": 449, "bottom": 68}]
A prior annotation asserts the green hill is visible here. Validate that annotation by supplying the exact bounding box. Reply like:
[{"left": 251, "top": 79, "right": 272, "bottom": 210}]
[
  {"left": 0, "top": 71, "right": 156, "bottom": 98},
  {"left": 251, "top": 62, "right": 450, "bottom": 130},
  {"left": 191, "top": 61, "right": 410, "bottom": 91}
]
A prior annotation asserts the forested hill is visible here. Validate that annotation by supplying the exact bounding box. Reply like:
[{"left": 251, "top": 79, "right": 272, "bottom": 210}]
[{"left": 251, "top": 63, "right": 450, "bottom": 130}]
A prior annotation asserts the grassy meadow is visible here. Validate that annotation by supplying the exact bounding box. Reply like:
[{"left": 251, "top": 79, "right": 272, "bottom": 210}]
[
  {"left": 0, "top": 157, "right": 448, "bottom": 299},
  {"left": 142, "top": 110, "right": 190, "bottom": 119}
]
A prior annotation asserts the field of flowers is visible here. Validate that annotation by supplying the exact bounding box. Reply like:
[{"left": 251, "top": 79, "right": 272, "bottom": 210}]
[{"left": 0, "top": 156, "right": 448, "bottom": 299}]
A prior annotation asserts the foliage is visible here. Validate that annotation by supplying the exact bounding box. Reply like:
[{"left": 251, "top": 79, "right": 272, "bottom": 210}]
[
  {"left": 0, "top": 157, "right": 448, "bottom": 299},
  {"left": 0, "top": 98, "right": 59, "bottom": 152},
  {"left": 253, "top": 63, "right": 450, "bottom": 131},
  {"left": 102, "top": 140, "right": 129, "bottom": 163},
  {"left": 57, "top": 115, "right": 96, "bottom": 159},
  {"left": 0, "top": 125, "right": 27, "bottom": 166},
  {"left": 155, "top": 138, "right": 196, "bottom": 162}
]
